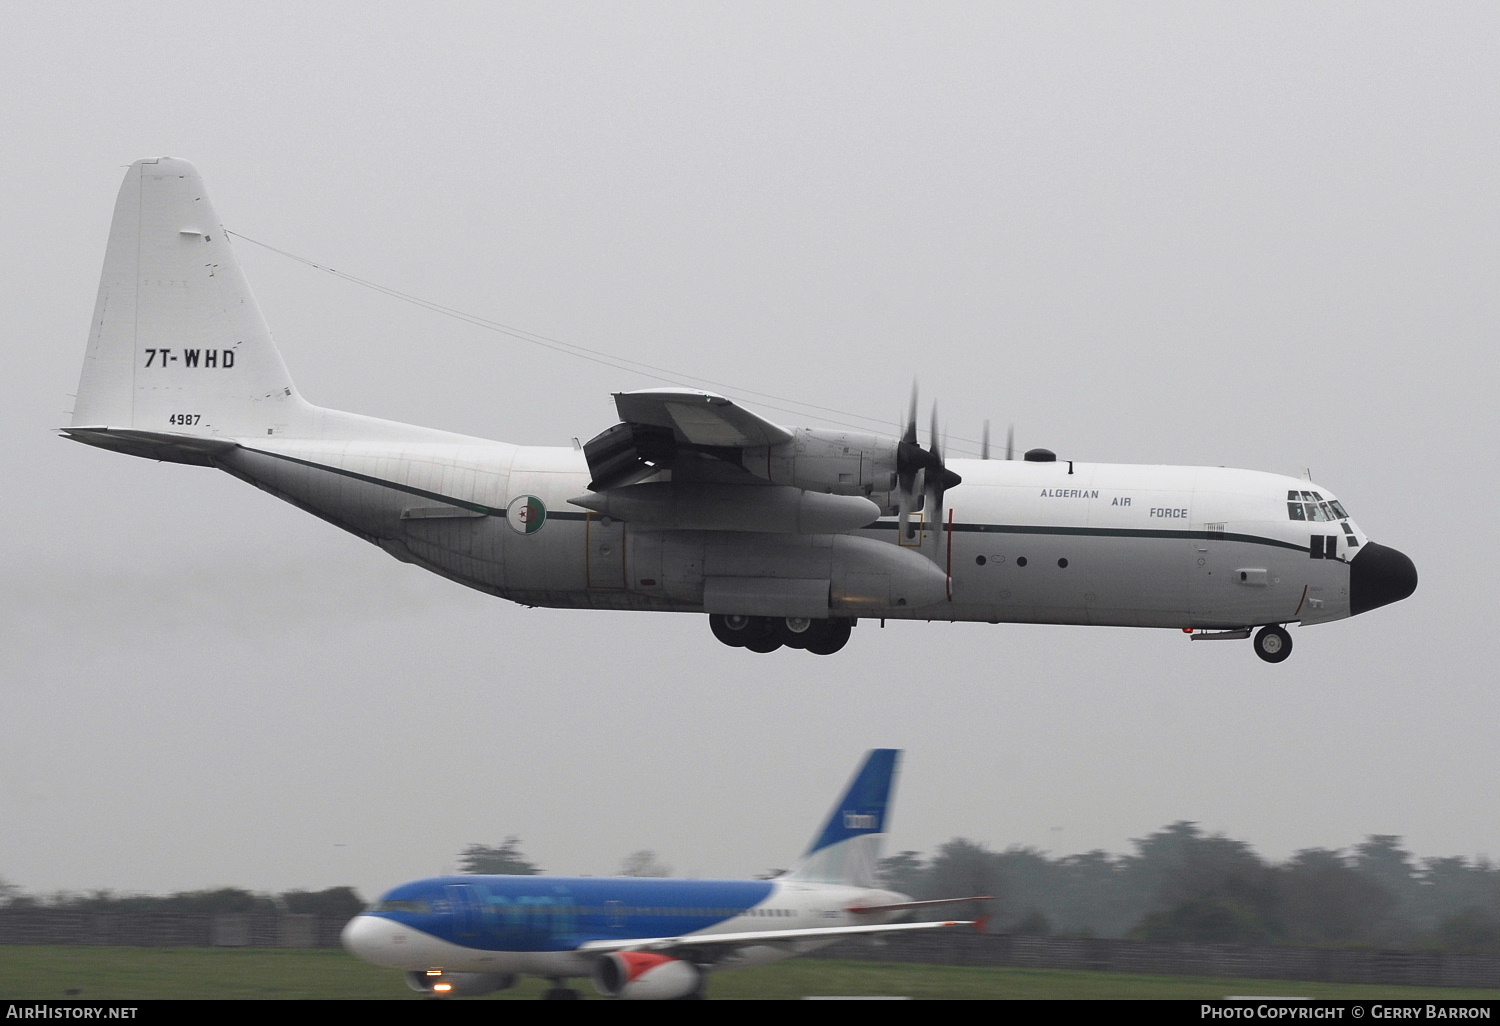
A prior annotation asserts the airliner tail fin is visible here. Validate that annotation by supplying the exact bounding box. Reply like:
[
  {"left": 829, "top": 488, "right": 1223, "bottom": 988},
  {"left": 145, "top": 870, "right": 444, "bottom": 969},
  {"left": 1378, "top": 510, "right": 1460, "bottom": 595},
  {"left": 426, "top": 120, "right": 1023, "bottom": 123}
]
[{"left": 784, "top": 749, "right": 899, "bottom": 888}]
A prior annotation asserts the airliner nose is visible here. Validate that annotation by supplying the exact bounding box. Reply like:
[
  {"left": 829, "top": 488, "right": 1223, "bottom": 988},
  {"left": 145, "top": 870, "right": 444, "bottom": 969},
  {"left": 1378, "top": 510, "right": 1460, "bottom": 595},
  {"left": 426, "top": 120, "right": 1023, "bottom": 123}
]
[
  {"left": 1350, "top": 541, "right": 1417, "bottom": 616},
  {"left": 342, "top": 914, "right": 390, "bottom": 964}
]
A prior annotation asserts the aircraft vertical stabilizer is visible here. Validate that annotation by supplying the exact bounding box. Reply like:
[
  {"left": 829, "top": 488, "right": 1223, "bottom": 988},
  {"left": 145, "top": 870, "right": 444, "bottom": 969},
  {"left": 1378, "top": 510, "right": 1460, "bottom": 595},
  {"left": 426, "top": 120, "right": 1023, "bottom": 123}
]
[
  {"left": 72, "top": 158, "right": 312, "bottom": 438},
  {"left": 783, "top": 748, "right": 898, "bottom": 888}
]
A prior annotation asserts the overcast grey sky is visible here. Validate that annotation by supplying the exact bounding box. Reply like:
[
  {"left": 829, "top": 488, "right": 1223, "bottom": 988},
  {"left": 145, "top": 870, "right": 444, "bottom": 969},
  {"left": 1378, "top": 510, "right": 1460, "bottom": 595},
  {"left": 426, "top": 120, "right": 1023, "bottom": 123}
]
[{"left": 2, "top": 2, "right": 1495, "bottom": 900}]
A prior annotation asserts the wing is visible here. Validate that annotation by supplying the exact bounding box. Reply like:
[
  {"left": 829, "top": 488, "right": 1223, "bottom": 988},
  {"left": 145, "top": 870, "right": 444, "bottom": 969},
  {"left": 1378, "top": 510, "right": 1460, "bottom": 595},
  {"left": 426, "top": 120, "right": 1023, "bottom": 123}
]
[
  {"left": 583, "top": 389, "right": 791, "bottom": 491},
  {"left": 613, "top": 389, "right": 793, "bottom": 448},
  {"left": 575, "top": 918, "right": 973, "bottom": 957}
]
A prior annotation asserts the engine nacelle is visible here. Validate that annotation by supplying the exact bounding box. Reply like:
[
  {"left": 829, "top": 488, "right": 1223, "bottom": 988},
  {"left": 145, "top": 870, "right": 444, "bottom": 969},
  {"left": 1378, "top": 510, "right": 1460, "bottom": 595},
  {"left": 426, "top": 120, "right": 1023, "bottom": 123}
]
[
  {"left": 743, "top": 429, "right": 900, "bottom": 498},
  {"left": 592, "top": 952, "right": 703, "bottom": 1000},
  {"left": 404, "top": 970, "right": 517, "bottom": 997}
]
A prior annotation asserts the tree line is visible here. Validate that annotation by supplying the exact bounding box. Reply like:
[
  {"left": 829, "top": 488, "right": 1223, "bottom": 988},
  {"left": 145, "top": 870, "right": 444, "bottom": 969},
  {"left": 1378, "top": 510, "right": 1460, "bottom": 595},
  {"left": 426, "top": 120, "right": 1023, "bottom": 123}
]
[
  {"left": 4, "top": 824, "right": 1496, "bottom": 951},
  {"left": 0, "top": 883, "right": 363, "bottom": 920},
  {"left": 877, "top": 822, "right": 1500, "bottom": 951}
]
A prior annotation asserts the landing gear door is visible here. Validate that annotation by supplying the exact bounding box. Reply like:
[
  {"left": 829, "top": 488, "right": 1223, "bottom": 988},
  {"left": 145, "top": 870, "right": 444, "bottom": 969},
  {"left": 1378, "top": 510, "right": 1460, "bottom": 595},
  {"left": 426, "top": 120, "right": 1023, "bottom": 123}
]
[{"left": 586, "top": 513, "right": 627, "bottom": 589}]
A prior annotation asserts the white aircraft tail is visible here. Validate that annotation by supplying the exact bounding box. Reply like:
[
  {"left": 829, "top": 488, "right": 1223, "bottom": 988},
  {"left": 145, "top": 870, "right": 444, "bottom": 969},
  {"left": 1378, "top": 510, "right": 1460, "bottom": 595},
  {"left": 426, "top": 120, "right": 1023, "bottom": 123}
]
[
  {"left": 71, "top": 157, "right": 314, "bottom": 441},
  {"left": 783, "top": 749, "right": 899, "bottom": 888},
  {"left": 67, "top": 159, "right": 482, "bottom": 458}
]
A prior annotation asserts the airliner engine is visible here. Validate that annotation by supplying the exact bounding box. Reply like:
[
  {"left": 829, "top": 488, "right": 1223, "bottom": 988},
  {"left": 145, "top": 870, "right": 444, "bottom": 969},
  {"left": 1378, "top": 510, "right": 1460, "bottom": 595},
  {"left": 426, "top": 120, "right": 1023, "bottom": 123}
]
[{"left": 592, "top": 952, "right": 703, "bottom": 1000}]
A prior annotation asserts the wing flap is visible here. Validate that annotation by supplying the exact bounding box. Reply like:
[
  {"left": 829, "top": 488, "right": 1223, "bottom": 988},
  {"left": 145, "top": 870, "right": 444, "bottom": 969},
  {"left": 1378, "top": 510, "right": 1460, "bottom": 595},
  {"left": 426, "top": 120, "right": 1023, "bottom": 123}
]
[{"left": 613, "top": 389, "right": 793, "bottom": 448}]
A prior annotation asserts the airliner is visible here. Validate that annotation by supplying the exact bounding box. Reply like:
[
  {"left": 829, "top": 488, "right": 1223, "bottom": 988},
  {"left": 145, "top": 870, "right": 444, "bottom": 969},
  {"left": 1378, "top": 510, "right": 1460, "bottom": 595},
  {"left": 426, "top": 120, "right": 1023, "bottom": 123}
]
[
  {"left": 341, "top": 749, "right": 978, "bottom": 999},
  {"left": 63, "top": 159, "right": 1417, "bottom": 661}
]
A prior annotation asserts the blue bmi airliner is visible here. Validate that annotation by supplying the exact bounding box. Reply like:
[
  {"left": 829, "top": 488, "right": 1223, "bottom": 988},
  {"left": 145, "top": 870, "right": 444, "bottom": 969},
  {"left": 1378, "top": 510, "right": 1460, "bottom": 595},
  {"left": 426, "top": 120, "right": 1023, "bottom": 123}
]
[{"left": 342, "top": 750, "right": 980, "bottom": 999}]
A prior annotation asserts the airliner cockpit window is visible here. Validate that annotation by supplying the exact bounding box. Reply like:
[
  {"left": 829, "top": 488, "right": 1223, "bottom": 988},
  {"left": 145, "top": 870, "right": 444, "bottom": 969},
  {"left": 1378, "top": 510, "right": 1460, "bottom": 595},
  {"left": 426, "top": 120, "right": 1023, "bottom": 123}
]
[{"left": 376, "top": 900, "right": 431, "bottom": 913}]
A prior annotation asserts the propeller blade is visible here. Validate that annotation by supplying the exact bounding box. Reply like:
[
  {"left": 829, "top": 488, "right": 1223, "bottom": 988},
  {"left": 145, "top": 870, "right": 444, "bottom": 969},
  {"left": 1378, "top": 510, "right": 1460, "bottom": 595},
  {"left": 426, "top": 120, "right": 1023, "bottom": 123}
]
[
  {"left": 894, "top": 387, "right": 963, "bottom": 543},
  {"left": 896, "top": 382, "right": 922, "bottom": 499},
  {"left": 981, "top": 421, "right": 991, "bottom": 460},
  {"left": 903, "top": 383, "right": 919, "bottom": 447},
  {"left": 1006, "top": 423, "right": 1015, "bottom": 461}
]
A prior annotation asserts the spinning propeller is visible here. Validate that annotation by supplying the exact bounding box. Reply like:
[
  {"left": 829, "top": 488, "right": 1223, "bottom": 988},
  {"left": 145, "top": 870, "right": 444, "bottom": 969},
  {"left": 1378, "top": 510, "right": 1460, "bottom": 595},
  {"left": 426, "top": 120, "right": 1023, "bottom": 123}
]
[
  {"left": 895, "top": 386, "right": 962, "bottom": 543},
  {"left": 980, "top": 421, "right": 1015, "bottom": 461}
]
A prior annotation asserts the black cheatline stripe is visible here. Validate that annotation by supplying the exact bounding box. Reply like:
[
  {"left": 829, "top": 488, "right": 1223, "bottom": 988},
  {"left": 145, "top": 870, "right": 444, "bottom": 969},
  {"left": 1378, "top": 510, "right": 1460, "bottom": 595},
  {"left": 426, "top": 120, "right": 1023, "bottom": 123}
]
[
  {"left": 238, "top": 446, "right": 591, "bottom": 520},
  {"left": 237, "top": 448, "right": 1309, "bottom": 549},
  {"left": 863, "top": 519, "right": 1309, "bottom": 554}
]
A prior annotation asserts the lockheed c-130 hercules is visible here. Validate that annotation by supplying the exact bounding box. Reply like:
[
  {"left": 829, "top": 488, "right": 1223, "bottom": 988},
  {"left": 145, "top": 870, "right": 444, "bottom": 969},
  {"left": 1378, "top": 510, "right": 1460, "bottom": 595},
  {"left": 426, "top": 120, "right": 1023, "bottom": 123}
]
[{"left": 64, "top": 159, "right": 1417, "bottom": 662}]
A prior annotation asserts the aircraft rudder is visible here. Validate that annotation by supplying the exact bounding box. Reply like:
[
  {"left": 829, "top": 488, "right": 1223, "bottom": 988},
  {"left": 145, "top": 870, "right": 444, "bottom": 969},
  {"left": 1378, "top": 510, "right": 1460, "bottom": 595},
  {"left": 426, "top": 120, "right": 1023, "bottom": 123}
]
[
  {"left": 71, "top": 158, "right": 310, "bottom": 439},
  {"left": 808, "top": 748, "right": 900, "bottom": 854}
]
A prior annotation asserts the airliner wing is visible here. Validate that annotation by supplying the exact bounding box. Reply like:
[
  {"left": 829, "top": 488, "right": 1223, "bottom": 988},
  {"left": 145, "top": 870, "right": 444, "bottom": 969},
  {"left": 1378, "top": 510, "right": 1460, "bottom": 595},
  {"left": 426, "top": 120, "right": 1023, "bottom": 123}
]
[{"left": 575, "top": 918, "right": 972, "bottom": 956}]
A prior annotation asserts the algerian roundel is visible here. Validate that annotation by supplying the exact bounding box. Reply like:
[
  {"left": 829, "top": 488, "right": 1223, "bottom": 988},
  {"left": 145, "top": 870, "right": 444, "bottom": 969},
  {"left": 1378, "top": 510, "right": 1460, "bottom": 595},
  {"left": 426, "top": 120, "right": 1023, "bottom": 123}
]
[{"left": 506, "top": 495, "right": 547, "bottom": 534}]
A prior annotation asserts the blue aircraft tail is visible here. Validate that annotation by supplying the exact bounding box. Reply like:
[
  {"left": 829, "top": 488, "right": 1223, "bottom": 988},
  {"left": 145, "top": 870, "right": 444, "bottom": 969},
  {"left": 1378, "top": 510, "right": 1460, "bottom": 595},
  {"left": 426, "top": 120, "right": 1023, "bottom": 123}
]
[{"left": 783, "top": 749, "right": 900, "bottom": 888}]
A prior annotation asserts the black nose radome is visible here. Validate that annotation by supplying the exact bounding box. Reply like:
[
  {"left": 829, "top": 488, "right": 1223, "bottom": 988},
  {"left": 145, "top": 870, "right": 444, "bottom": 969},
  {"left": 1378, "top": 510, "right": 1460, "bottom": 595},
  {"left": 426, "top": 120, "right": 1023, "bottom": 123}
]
[{"left": 1350, "top": 541, "right": 1417, "bottom": 616}]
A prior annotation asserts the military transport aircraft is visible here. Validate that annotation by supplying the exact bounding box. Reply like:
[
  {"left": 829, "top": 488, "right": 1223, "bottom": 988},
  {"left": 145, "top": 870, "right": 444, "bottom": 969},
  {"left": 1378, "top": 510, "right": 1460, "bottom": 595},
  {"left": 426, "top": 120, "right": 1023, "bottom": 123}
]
[
  {"left": 64, "top": 159, "right": 1417, "bottom": 661},
  {"left": 341, "top": 749, "right": 980, "bottom": 1000}
]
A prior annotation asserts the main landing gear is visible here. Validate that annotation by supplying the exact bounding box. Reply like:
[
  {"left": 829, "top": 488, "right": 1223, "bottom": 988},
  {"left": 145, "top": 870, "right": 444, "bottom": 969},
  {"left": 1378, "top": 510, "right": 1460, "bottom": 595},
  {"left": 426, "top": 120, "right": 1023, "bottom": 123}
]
[
  {"left": 709, "top": 614, "right": 853, "bottom": 655},
  {"left": 1253, "top": 625, "right": 1293, "bottom": 664}
]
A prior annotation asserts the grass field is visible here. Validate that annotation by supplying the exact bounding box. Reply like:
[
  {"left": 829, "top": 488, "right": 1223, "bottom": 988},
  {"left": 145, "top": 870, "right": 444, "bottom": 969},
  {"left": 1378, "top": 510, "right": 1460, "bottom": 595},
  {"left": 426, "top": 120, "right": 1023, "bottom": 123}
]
[{"left": 3, "top": 947, "right": 1499, "bottom": 1000}]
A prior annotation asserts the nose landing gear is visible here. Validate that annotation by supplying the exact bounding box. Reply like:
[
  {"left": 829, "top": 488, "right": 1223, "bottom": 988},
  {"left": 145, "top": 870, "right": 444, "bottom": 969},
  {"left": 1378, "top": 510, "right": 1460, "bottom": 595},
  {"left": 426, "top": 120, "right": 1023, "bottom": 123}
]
[
  {"left": 708, "top": 615, "right": 853, "bottom": 655},
  {"left": 1253, "top": 624, "right": 1292, "bottom": 663}
]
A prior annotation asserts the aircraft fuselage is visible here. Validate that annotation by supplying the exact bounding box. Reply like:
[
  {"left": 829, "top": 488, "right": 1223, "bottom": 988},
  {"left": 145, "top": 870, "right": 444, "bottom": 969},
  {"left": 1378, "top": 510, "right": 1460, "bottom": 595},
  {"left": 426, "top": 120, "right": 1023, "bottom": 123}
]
[{"left": 220, "top": 435, "right": 1369, "bottom": 631}]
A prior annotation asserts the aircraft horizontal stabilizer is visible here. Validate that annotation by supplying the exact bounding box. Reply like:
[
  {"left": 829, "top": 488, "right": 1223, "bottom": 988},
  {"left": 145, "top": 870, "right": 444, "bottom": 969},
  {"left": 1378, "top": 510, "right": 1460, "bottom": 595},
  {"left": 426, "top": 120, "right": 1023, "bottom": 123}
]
[
  {"left": 59, "top": 427, "right": 239, "bottom": 466},
  {"left": 848, "top": 895, "right": 993, "bottom": 915}
]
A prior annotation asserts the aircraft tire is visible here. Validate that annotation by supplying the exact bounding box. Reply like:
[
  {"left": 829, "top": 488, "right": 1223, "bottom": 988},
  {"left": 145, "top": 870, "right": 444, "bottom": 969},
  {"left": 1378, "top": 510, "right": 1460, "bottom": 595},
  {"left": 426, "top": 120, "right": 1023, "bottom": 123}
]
[
  {"left": 1253, "top": 625, "right": 1292, "bottom": 663},
  {"left": 709, "top": 613, "right": 753, "bottom": 648},
  {"left": 779, "top": 617, "right": 812, "bottom": 649},
  {"left": 744, "top": 618, "right": 784, "bottom": 653},
  {"left": 804, "top": 618, "right": 852, "bottom": 655}
]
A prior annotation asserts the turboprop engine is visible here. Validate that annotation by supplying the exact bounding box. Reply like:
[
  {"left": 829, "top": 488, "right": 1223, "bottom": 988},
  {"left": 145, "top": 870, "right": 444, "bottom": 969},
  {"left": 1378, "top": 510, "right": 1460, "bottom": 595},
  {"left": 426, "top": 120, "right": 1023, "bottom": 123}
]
[
  {"left": 740, "top": 428, "right": 899, "bottom": 499},
  {"left": 404, "top": 970, "right": 517, "bottom": 997},
  {"left": 592, "top": 951, "right": 703, "bottom": 1000}
]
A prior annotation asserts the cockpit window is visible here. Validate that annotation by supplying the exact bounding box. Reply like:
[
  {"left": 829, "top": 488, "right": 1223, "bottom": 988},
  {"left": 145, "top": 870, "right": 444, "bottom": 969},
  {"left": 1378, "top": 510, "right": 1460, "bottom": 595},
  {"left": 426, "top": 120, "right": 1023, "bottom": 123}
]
[
  {"left": 376, "top": 899, "right": 430, "bottom": 913},
  {"left": 1287, "top": 490, "right": 1348, "bottom": 522}
]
